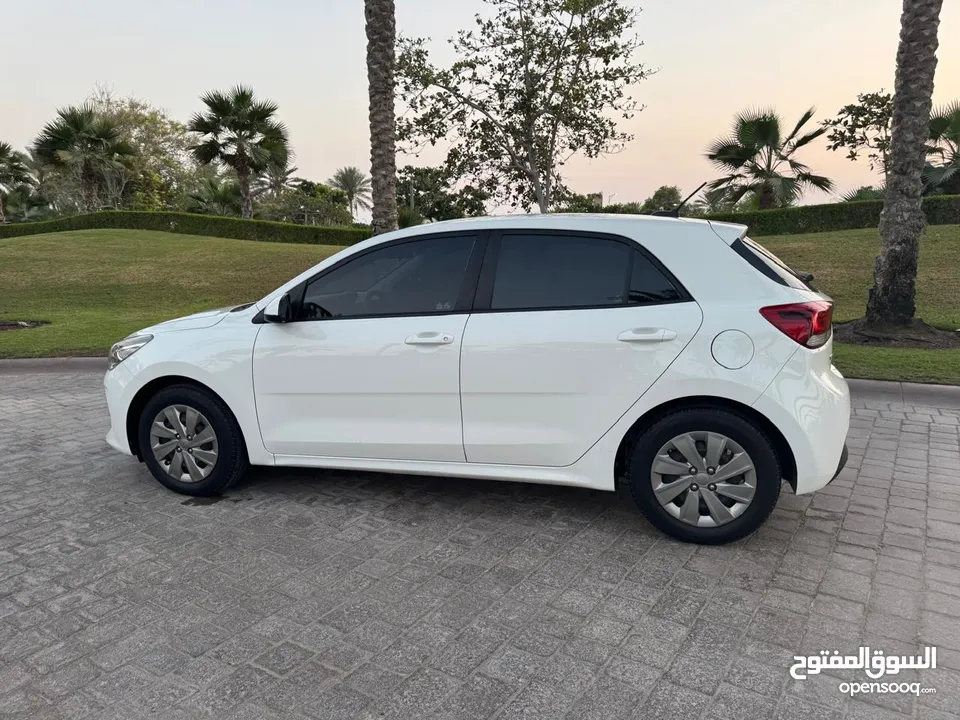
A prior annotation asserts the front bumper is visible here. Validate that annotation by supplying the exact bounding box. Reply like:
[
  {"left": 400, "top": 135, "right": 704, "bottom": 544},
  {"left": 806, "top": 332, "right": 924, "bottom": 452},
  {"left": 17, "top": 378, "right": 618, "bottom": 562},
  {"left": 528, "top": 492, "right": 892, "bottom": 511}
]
[{"left": 103, "top": 362, "right": 138, "bottom": 455}]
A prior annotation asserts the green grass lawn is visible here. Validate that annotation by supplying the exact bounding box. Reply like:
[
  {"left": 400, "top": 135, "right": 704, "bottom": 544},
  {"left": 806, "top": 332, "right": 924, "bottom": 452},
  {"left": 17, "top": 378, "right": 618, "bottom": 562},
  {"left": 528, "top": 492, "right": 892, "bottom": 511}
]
[
  {"left": 762, "top": 225, "right": 960, "bottom": 385},
  {"left": 2, "top": 226, "right": 959, "bottom": 384},
  {"left": 0, "top": 230, "right": 338, "bottom": 358}
]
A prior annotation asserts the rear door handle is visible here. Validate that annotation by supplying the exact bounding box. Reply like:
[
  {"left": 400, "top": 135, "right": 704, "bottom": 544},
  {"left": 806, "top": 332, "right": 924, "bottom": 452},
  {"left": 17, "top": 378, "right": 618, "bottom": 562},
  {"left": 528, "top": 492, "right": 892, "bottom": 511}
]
[
  {"left": 618, "top": 328, "right": 677, "bottom": 343},
  {"left": 405, "top": 332, "right": 455, "bottom": 346}
]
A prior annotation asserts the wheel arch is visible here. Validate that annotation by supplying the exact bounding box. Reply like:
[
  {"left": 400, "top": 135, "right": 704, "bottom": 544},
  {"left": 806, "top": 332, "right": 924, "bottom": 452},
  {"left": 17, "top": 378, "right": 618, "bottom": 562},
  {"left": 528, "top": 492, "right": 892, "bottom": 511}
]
[
  {"left": 126, "top": 375, "right": 243, "bottom": 460},
  {"left": 613, "top": 395, "right": 798, "bottom": 491}
]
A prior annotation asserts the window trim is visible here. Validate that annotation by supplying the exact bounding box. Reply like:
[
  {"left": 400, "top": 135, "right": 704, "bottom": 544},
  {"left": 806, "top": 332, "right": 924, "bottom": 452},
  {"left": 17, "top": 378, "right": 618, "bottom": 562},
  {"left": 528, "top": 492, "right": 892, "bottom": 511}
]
[
  {"left": 260, "top": 230, "right": 490, "bottom": 324},
  {"left": 471, "top": 229, "right": 693, "bottom": 314}
]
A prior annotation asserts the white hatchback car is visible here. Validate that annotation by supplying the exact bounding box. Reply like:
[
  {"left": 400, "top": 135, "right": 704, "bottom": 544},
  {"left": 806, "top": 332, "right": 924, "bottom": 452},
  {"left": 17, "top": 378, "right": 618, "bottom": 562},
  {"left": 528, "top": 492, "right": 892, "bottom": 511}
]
[{"left": 104, "top": 214, "right": 850, "bottom": 545}]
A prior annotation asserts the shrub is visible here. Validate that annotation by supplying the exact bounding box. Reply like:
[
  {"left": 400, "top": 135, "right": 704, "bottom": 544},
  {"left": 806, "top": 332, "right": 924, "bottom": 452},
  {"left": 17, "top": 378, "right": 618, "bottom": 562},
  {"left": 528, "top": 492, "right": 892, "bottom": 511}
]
[
  {"left": 705, "top": 194, "right": 960, "bottom": 236},
  {"left": 0, "top": 210, "right": 372, "bottom": 246}
]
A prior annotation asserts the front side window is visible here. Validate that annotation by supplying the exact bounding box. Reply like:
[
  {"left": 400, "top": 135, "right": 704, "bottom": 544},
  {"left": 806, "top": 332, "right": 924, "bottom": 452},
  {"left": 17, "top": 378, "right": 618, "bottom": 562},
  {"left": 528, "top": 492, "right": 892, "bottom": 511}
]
[
  {"left": 299, "top": 235, "right": 476, "bottom": 320},
  {"left": 491, "top": 233, "right": 631, "bottom": 310}
]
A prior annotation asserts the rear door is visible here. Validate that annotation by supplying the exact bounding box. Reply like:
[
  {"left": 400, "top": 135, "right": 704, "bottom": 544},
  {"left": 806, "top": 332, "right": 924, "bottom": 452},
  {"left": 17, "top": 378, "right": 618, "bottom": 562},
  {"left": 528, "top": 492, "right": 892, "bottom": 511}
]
[{"left": 459, "top": 230, "right": 703, "bottom": 467}]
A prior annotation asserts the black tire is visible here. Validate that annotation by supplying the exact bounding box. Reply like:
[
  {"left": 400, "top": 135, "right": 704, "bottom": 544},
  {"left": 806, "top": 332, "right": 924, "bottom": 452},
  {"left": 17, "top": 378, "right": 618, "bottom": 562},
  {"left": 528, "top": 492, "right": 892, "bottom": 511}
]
[
  {"left": 625, "top": 408, "right": 781, "bottom": 545},
  {"left": 138, "top": 384, "right": 248, "bottom": 497}
]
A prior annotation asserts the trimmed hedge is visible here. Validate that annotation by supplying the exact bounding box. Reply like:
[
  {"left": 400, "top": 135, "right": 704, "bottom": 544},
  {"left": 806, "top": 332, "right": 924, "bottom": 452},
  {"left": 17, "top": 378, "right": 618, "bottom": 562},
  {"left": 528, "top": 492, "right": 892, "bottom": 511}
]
[
  {"left": 706, "top": 194, "right": 960, "bottom": 237},
  {"left": 0, "top": 211, "right": 372, "bottom": 246}
]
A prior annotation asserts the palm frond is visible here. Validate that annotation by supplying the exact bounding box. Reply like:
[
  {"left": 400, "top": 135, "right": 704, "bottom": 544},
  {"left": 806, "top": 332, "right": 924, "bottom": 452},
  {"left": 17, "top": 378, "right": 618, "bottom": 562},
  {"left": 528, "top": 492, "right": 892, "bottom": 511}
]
[{"left": 782, "top": 106, "right": 817, "bottom": 146}]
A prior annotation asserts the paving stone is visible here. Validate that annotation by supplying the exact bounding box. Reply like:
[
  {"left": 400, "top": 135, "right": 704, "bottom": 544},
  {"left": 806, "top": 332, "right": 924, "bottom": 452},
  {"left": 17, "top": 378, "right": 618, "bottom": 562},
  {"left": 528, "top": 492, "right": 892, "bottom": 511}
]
[{"left": 3, "top": 373, "right": 959, "bottom": 718}]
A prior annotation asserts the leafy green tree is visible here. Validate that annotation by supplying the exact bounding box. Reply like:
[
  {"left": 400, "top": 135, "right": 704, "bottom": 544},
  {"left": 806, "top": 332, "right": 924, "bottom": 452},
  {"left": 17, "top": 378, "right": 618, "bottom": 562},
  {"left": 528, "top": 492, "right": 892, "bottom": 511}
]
[
  {"left": 188, "top": 85, "right": 289, "bottom": 219},
  {"left": 88, "top": 87, "right": 201, "bottom": 210},
  {"left": 397, "top": 165, "right": 488, "bottom": 221},
  {"left": 33, "top": 104, "right": 136, "bottom": 212},
  {"left": 328, "top": 166, "right": 372, "bottom": 217},
  {"left": 255, "top": 187, "right": 354, "bottom": 226},
  {"left": 0, "top": 142, "right": 31, "bottom": 224},
  {"left": 365, "top": 0, "right": 399, "bottom": 234},
  {"left": 924, "top": 100, "right": 960, "bottom": 194},
  {"left": 706, "top": 107, "right": 834, "bottom": 210},
  {"left": 396, "top": 0, "right": 650, "bottom": 213},
  {"left": 639, "top": 185, "right": 682, "bottom": 214},
  {"left": 866, "top": 0, "right": 944, "bottom": 327},
  {"left": 823, "top": 90, "right": 893, "bottom": 178}
]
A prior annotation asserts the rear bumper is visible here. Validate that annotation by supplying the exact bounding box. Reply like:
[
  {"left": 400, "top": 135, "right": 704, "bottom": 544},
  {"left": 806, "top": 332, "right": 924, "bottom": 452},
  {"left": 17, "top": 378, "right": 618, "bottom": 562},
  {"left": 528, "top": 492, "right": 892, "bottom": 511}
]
[
  {"left": 752, "top": 351, "right": 851, "bottom": 495},
  {"left": 830, "top": 444, "right": 849, "bottom": 482}
]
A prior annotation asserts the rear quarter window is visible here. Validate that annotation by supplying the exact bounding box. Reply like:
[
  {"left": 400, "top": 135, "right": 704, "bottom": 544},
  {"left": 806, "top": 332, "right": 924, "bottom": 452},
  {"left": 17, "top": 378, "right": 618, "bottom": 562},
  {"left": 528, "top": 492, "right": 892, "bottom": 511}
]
[{"left": 731, "top": 236, "right": 812, "bottom": 291}]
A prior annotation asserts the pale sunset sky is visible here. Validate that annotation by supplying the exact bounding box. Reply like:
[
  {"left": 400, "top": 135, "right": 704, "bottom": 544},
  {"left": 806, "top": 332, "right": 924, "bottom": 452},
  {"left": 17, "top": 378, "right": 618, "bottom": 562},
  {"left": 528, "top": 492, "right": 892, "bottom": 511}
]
[{"left": 3, "top": 0, "right": 959, "bottom": 208}]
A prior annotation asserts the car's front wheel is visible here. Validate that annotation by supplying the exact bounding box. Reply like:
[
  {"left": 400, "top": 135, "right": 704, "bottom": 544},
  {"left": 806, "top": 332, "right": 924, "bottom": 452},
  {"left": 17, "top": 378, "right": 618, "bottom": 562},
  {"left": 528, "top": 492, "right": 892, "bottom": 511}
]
[
  {"left": 138, "top": 384, "right": 248, "bottom": 496},
  {"left": 625, "top": 408, "right": 782, "bottom": 545}
]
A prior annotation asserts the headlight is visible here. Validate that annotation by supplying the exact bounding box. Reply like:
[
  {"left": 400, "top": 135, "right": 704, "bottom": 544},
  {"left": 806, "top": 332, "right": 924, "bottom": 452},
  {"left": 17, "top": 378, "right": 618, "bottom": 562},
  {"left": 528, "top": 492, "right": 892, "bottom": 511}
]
[{"left": 107, "top": 334, "right": 153, "bottom": 370}]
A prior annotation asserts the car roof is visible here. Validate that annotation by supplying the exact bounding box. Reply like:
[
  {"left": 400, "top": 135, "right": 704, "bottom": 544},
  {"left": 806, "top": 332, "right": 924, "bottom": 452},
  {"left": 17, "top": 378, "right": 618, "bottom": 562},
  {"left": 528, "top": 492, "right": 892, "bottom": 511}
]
[{"left": 379, "top": 213, "right": 749, "bottom": 245}]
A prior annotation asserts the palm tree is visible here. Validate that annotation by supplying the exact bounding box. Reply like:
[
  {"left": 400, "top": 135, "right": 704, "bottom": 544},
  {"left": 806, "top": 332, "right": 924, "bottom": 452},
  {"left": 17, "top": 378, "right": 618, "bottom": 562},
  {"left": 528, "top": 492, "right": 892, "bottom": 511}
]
[
  {"left": 365, "top": 0, "right": 399, "bottom": 234},
  {"left": 188, "top": 85, "right": 289, "bottom": 219},
  {"left": 706, "top": 108, "right": 834, "bottom": 210},
  {"left": 328, "top": 166, "right": 372, "bottom": 217},
  {"left": 0, "top": 142, "right": 31, "bottom": 224},
  {"left": 32, "top": 104, "right": 135, "bottom": 213},
  {"left": 2, "top": 183, "right": 48, "bottom": 223},
  {"left": 923, "top": 100, "right": 960, "bottom": 194},
  {"left": 865, "top": 0, "right": 944, "bottom": 326},
  {"left": 840, "top": 185, "right": 886, "bottom": 202},
  {"left": 186, "top": 175, "right": 243, "bottom": 216},
  {"left": 255, "top": 159, "right": 299, "bottom": 198}
]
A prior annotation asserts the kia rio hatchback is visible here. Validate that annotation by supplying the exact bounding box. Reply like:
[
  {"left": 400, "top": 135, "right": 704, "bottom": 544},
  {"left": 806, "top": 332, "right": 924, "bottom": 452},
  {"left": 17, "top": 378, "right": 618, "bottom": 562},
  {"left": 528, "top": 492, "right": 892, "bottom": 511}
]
[{"left": 103, "top": 214, "right": 850, "bottom": 545}]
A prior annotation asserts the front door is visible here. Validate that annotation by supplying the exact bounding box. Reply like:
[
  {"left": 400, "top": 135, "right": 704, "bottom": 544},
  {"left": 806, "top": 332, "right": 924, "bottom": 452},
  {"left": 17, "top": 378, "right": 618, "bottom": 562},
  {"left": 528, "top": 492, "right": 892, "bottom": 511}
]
[
  {"left": 460, "top": 230, "right": 703, "bottom": 467},
  {"left": 253, "top": 232, "right": 482, "bottom": 461}
]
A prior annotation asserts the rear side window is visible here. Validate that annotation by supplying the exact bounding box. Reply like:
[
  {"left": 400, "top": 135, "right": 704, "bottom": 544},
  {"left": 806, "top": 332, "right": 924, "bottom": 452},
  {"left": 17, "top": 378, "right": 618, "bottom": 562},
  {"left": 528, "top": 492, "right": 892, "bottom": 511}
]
[
  {"left": 491, "top": 234, "right": 630, "bottom": 310},
  {"left": 732, "top": 236, "right": 812, "bottom": 290},
  {"left": 629, "top": 250, "right": 685, "bottom": 303}
]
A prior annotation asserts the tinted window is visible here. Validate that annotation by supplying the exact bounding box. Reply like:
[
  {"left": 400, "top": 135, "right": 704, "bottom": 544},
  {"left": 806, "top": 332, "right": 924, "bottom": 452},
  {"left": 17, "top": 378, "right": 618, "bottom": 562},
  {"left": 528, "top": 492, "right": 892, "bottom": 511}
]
[
  {"left": 734, "top": 237, "right": 812, "bottom": 290},
  {"left": 629, "top": 250, "right": 684, "bottom": 303},
  {"left": 299, "top": 235, "right": 475, "bottom": 319},
  {"left": 491, "top": 234, "right": 630, "bottom": 310}
]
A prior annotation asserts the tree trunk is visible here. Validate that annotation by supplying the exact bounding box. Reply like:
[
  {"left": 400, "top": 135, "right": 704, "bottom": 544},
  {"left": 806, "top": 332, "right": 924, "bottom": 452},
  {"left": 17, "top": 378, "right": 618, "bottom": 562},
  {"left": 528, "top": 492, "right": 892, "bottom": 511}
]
[
  {"left": 81, "top": 161, "right": 99, "bottom": 213},
  {"left": 865, "top": 0, "right": 943, "bottom": 326},
  {"left": 237, "top": 168, "right": 253, "bottom": 219},
  {"left": 758, "top": 183, "right": 777, "bottom": 210},
  {"left": 365, "top": 0, "right": 399, "bottom": 235},
  {"left": 0, "top": 196, "right": 6, "bottom": 224}
]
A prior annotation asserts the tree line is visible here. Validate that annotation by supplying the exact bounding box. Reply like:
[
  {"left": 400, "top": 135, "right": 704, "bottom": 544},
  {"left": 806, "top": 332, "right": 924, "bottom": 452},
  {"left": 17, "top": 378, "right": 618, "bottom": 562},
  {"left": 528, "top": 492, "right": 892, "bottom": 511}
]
[{"left": 0, "top": 86, "right": 380, "bottom": 227}]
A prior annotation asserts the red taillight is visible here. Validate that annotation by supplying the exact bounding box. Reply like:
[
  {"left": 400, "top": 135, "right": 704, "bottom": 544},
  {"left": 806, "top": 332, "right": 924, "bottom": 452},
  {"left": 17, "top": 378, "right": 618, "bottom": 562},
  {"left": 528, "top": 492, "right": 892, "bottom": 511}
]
[{"left": 759, "top": 301, "right": 833, "bottom": 348}]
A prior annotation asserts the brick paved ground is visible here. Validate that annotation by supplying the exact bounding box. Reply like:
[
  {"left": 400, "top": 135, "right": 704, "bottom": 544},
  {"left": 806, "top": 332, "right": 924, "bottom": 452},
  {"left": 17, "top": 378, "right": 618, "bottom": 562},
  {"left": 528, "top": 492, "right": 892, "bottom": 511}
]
[{"left": 1, "top": 370, "right": 959, "bottom": 719}]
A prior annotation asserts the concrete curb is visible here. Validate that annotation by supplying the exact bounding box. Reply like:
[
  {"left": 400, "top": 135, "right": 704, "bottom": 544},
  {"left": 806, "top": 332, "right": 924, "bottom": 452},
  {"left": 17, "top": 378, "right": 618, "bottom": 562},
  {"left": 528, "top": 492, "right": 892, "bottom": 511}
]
[
  {"left": 846, "top": 378, "right": 960, "bottom": 409},
  {"left": 2, "top": 358, "right": 960, "bottom": 407},
  {"left": 0, "top": 357, "right": 107, "bottom": 374}
]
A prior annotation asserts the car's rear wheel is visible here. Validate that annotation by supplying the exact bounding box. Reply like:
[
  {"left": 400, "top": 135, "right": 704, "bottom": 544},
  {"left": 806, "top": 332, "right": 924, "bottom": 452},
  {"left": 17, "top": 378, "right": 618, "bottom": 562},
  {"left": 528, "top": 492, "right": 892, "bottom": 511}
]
[
  {"left": 138, "top": 384, "right": 248, "bottom": 497},
  {"left": 625, "top": 408, "right": 781, "bottom": 545}
]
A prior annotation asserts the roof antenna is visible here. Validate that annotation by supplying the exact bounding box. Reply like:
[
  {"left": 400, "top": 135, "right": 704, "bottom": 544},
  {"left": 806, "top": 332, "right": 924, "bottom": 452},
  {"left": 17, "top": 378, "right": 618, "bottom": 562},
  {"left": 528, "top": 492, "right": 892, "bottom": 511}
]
[{"left": 651, "top": 182, "right": 708, "bottom": 218}]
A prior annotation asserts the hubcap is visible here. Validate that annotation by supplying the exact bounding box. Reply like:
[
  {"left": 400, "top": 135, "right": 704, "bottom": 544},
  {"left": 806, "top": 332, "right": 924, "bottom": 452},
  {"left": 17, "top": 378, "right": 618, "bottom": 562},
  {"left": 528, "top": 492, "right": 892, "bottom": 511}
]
[
  {"left": 149, "top": 405, "right": 219, "bottom": 483},
  {"left": 650, "top": 431, "right": 757, "bottom": 527}
]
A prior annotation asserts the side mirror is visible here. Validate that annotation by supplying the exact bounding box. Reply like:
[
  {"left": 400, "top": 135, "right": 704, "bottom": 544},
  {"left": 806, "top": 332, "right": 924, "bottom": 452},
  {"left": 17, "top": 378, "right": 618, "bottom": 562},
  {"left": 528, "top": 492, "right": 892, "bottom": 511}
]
[{"left": 263, "top": 293, "right": 293, "bottom": 323}]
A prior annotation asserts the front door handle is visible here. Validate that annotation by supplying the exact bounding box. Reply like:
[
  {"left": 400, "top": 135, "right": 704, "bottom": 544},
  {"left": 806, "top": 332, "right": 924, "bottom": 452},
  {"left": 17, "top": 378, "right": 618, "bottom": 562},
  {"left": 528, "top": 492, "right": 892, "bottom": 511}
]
[
  {"left": 405, "top": 332, "right": 455, "bottom": 346},
  {"left": 618, "top": 328, "right": 678, "bottom": 343}
]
